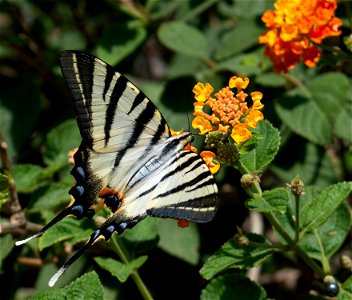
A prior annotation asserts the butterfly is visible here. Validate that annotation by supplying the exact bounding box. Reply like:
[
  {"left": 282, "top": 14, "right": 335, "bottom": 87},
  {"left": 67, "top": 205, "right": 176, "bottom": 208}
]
[{"left": 16, "top": 51, "right": 218, "bottom": 286}]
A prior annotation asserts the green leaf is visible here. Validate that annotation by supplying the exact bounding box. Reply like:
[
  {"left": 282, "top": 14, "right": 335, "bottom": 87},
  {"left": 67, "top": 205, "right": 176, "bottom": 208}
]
[
  {"left": 275, "top": 88, "right": 332, "bottom": 145},
  {"left": 272, "top": 186, "right": 318, "bottom": 242},
  {"left": 0, "top": 234, "right": 14, "bottom": 263},
  {"left": 201, "top": 273, "right": 266, "bottom": 300},
  {"left": 300, "top": 202, "right": 352, "bottom": 260},
  {"left": 239, "top": 120, "right": 280, "bottom": 172},
  {"left": 200, "top": 233, "right": 273, "bottom": 280},
  {"left": 29, "top": 182, "right": 71, "bottom": 212},
  {"left": 121, "top": 217, "right": 159, "bottom": 256},
  {"left": 306, "top": 72, "right": 350, "bottom": 123},
  {"left": 157, "top": 21, "right": 209, "bottom": 60},
  {"left": 300, "top": 182, "right": 352, "bottom": 233},
  {"left": 334, "top": 97, "right": 352, "bottom": 142},
  {"left": 272, "top": 141, "right": 339, "bottom": 188},
  {"left": 13, "top": 164, "right": 47, "bottom": 193},
  {"left": 39, "top": 218, "right": 93, "bottom": 251},
  {"left": 255, "top": 72, "right": 286, "bottom": 87},
  {"left": 246, "top": 188, "right": 290, "bottom": 214},
  {"left": 215, "top": 51, "right": 261, "bottom": 76},
  {"left": 339, "top": 275, "right": 352, "bottom": 300},
  {"left": 97, "top": 21, "right": 147, "bottom": 65},
  {"left": 31, "top": 271, "right": 104, "bottom": 300},
  {"left": 94, "top": 255, "right": 147, "bottom": 283},
  {"left": 44, "top": 119, "right": 81, "bottom": 166},
  {"left": 157, "top": 218, "right": 200, "bottom": 265},
  {"left": 215, "top": 18, "right": 264, "bottom": 60}
]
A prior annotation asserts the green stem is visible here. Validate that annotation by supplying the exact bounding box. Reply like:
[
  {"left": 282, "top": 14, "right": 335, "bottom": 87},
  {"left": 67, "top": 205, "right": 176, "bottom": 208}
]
[
  {"left": 313, "top": 229, "right": 331, "bottom": 274},
  {"left": 294, "top": 194, "right": 300, "bottom": 244},
  {"left": 234, "top": 158, "right": 325, "bottom": 278},
  {"left": 111, "top": 236, "right": 153, "bottom": 300},
  {"left": 266, "top": 213, "right": 325, "bottom": 278}
]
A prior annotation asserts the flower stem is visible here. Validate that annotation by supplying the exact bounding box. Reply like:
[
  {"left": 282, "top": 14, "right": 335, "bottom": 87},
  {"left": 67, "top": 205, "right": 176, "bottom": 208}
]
[
  {"left": 111, "top": 236, "right": 153, "bottom": 300},
  {"left": 235, "top": 158, "right": 325, "bottom": 278},
  {"left": 266, "top": 213, "right": 325, "bottom": 278},
  {"left": 294, "top": 194, "right": 300, "bottom": 244}
]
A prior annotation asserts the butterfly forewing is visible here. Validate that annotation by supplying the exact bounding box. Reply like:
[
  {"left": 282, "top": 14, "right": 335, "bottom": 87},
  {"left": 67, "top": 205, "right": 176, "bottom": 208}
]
[{"left": 16, "top": 50, "right": 219, "bottom": 286}]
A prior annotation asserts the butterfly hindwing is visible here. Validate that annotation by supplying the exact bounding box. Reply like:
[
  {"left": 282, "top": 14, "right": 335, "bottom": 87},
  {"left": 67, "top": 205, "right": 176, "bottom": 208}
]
[{"left": 15, "top": 51, "right": 219, "bottom": 286}]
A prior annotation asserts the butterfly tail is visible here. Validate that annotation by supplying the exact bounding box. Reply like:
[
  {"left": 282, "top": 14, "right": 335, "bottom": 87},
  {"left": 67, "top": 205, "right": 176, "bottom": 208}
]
[
  {"left": 48, "top": 221, "right": 128, "bottom": 287},
  {"left": 15, "top": 202, "right": 95, "bottom": 246}
]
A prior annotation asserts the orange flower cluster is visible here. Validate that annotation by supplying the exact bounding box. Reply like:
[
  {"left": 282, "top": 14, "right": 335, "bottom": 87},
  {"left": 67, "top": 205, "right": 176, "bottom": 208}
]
[
  {"left": 191, "top": 76, "right": 264, "bottom": 167},
  {"left": 259, "top": 0, "right": 342, "bottom": 72},
  {"left": 192, "top": 76, "right": 264, "bottom": 144}
]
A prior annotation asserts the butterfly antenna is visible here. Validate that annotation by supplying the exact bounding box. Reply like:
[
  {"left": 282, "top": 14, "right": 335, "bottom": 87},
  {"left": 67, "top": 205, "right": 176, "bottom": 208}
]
[
  {"left": 48, "top": 221, "right": 127, "bottom": 287},
  {"left": 15, "top": 207, "right": 73, "bottom": 246}
]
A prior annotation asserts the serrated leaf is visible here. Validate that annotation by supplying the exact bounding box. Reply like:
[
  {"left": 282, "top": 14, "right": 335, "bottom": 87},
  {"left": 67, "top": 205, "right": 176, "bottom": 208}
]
[
  {"left": 300, "top": 182, "right": 352, "bottom": 233},
  {"left": 97, "top": 21, "right": 147, "bottom": 65},
  {"left": 201, "top": 273, "right": 266, "bottom": 300},
  {"left": 215, "top": 18, "right": 264, "bottom": 60},
  {"left": 31, "top": 271, "right": 104, "bottom": 300},
  {"left": 158, "top": 21, "right": 209, "bottom": 60},
  {"left": 39, "top": 218, "right": 93, "bottom": 251},
  {"left": 300, "top": 202, "right": 352, "bottom": 260},
  {"left": 13, "top": 164, "right": 47, "bottom": 193},
  {"left": 94, "top": 255, "right": 147, "bottom": 283},
  {"left": 157, "top": 218, "right": 200, "bottom": 265},
  {"left": 44, "top": 119, "right": 81, "bottom": 166},
  {"left": 246, "top": 188, "right": 290, "bottom": 213},
  {"left": 200, "top": 233, "right": 273, "bottom": 280},
  {"left": 275, "top": 88, "right": 332, "bottom": 145},
  {"left": 239, "top": 120, "right": 280, "bottom": 172}
]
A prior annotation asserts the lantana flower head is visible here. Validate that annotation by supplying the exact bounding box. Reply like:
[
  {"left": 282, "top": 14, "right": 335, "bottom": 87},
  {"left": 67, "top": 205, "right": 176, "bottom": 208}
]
[
  {"left": 259, "top": 0, "right": 342, "bottom": 72},
  {"left": 192, "top": 76, "right": 264, "bottom": 167}
]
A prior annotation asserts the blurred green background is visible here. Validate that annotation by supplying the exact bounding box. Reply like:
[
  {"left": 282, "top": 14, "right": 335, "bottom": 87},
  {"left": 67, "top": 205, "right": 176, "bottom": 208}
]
[{"left": 0, "top": 0, "right": 351, "bottom": 299}]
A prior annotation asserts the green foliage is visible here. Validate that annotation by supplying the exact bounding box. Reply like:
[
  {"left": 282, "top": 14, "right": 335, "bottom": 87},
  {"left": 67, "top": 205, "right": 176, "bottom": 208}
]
[
  {"left": 246, "top": 188, "right": 290, "bottom": 213},
  {"left": 31, "top": 272, "right": 104, "bottom": 300},
  {"left": 200, "top": 233, "right": 274, "bottom": 280},
  {"left": 239, "top": 120, "right": 281, "bottom": 172},
  {"left": 201, "top": 273, "right": 267, "bottom": 300},
  {"left": 0, "top": 0, "right": 351, "bottom": 299},
  {"left": 95, "top": 256, "right": 147, "bottom": 283}
]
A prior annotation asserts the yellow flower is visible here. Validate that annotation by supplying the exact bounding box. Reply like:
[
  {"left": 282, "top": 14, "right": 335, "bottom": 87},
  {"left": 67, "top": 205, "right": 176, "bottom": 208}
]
[
  {"left": 250, "top": 92, "right": 264, "bottom": 110},
  {"left": 231, "top": 123, "right": 252, "bottom": 144},
  {"left": 192, "top": 115, "right": 213, "bottom": 135},
  {"left": 192, "top": 75, "right": 264, "bottom": 166},
  {"left": 229, "top": 76, "right": 249, "bottom": 90},
  {"left": 246, "top": 110, "right": 264, "bottom": 128},
  {"left": 200, "top": 151, "right": 220, "bottom": 174},
  {"left": 192, "top": 82, "right": 214, "bottom": 102}
]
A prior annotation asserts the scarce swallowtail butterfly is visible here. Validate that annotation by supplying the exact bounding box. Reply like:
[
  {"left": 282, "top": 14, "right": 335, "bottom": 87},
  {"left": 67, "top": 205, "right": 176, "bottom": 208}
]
[{"left": 15, "top": 50, "right": 218, "bottom": 286}]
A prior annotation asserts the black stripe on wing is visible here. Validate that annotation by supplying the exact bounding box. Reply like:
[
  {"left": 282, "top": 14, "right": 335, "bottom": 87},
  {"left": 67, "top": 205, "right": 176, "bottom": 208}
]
[
  {"left": 114, "top": 100, "right": 157, "bottom": 169},
  {"left": 147, "top": 193, "right": 218, "bottom": 222},
  {"left": 104, "top": 76, "right": 128, "bottom": 146}
]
